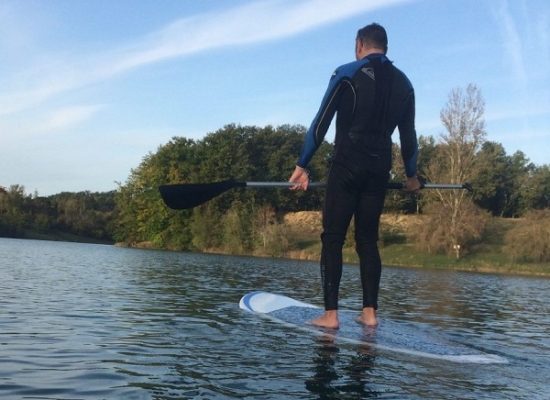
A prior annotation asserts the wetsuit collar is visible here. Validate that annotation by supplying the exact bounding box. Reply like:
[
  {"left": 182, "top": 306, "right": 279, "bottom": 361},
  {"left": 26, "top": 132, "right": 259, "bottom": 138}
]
[{"left": 363, "top": 53, "right": 386, "bottom": 59}]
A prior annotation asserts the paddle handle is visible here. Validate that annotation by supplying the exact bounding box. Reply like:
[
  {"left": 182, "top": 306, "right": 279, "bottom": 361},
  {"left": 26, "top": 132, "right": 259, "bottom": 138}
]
[
  {"left": 245, "top": 182, "right": 470, "bottom": 191},
  {"left": 245, "top": 182, "right": 325, "bottom": 188}
]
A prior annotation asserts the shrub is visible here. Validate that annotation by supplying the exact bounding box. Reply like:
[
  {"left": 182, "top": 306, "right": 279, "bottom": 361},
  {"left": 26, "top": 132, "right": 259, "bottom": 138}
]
[
  {"left": 410, "top": 199, "right": 489, "bottom": 258},
  {"left": 253, "top": 206, "right": 290, "bottom": 257},
  {"left": 504, "top": 210, "right": 550, "bottom": 263}
]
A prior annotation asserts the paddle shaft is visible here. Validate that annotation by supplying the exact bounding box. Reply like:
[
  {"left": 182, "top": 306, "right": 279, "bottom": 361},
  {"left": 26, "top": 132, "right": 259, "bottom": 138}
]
[{"left": 245, "top": 181, "right": 469, "bottom": 190}]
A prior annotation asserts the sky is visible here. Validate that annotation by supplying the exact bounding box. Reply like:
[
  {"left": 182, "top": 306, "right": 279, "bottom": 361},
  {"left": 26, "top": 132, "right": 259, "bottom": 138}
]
[{"left": 1, "top": 0, "right": 549, "bottom": 195}]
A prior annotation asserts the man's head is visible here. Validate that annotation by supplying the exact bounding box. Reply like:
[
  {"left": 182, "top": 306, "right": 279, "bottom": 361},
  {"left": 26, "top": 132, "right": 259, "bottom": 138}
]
[{"left": 355, "top": 23, "right": 388, "bottom": 59}]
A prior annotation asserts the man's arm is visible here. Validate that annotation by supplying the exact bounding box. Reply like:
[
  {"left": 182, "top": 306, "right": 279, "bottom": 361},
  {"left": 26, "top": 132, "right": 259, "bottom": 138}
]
[
  {"left": 290, "top": 70, "right": 345, "bottom": 191},
  {"left": 398, "top": 89, "right": 421, "bottom": 193},
  {"left": 296, "top": 71, "right": 345, "bottom": 169},
  {"left": 398, "top": 90, "right": 418, "bottom": 177}
]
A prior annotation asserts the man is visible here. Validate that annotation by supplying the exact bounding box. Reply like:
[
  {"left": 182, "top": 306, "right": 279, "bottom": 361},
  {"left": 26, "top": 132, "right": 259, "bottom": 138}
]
[{"left": 288, "top": 23, "right": 420, "bottom": 329}]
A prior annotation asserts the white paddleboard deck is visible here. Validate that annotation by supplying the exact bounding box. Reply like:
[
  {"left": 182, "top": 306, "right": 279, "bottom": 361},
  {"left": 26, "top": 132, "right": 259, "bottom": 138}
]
[{"left": 240, "top": 291, "right": 507, "bottom": 364}]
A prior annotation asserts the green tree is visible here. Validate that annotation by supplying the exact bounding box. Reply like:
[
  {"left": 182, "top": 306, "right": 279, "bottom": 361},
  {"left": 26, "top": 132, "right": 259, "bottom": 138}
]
[
  {"left": 472, "top": 141, "right": 510, "bottom": 215},
  {"left": 503, "top": 151, "right": 535, "bottom": 217},
  {"left": 114, "top": 137, "right": 197, "bottom": 249},
  {"left": 221, "top": 201, "right": 253, "bottom": 254},
  {"left": 0, "top": 185, "right": 29, "bottom": 237},
  {"left": 113, "top": 124, "right": 330, "bottom": 250},
  {"left": 190, "top": 204, "right": 223, "bottom": 250},
  {"left": 524, "top": 165, "right": 550, "bottom": 210}
]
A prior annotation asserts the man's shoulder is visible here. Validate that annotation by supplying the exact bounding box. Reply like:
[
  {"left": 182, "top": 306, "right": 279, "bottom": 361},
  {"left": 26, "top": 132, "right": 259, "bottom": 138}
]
[
  {"left": 391, "top": 64, "right": 413, "bottom": 88},
  {"left": 332, "top": 59, "right": 369, "bottom": 79}
]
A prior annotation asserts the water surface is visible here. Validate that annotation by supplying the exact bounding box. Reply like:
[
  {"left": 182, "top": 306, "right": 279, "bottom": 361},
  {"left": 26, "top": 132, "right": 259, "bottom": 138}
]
[{"left": 0, "top": 238, "right": 548, "bottom": 399}]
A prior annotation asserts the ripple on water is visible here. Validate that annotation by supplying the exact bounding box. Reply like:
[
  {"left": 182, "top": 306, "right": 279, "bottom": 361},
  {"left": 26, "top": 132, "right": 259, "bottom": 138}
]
[{"left": 0, "top": 239, "right": 548, "bottom": 399}]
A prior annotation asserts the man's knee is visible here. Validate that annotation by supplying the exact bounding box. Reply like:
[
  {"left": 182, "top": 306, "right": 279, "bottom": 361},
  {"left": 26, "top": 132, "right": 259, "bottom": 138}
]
[
  {"left": 321, "top": 231, "right": 346, "bottom": 249},
  {"left": 355, "top": 237, "right": 379, "bottom": 256},
  {"left": 355, "top": 232, "right": 378, "bottom": 246}
]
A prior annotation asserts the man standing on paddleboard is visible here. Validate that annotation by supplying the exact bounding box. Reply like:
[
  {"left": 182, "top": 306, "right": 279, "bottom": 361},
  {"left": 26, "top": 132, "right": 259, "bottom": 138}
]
[{"left": 289, "top": 23, "right": 421, "bottom": 329}]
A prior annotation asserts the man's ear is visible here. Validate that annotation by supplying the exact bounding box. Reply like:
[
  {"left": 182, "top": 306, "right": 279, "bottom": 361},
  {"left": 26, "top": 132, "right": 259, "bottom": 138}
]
[{"left": 355, "top": 39, "right": 364, "bottom": 59}]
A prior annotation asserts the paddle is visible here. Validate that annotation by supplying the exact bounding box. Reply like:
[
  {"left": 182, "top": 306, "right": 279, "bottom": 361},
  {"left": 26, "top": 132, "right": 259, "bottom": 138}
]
[{"left": 159, "top": 179, "right": 472, "bottom": 210}]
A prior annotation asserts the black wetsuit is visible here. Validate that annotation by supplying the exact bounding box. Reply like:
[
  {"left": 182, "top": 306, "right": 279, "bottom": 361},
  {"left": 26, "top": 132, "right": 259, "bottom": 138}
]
[{"left": 297, "top": 53, "right": 418, "bottom": 311}]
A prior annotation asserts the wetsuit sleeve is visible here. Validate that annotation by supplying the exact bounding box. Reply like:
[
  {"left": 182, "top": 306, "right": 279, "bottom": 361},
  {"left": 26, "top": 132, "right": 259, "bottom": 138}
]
[
  {"left": 398, "top": 89, "right": 418, "bottom": 177},
  {"left": 297, "top": 71, "right": 344, "bottom": 168}
]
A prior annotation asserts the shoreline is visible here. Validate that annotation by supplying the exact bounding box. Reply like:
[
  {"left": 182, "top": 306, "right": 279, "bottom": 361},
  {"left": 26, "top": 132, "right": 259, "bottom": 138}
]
[
  {"left": 115, "top": 241, "right": 550, "bottom": 278},
  {"left": 4, "top": 209, "right": 548, "bottom": 278}
]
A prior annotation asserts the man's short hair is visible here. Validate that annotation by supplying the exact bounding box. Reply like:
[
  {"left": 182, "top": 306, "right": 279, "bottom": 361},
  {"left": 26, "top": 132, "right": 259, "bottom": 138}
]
[{"left": 357, "top": 23, "right": 388, "bottom": 53}]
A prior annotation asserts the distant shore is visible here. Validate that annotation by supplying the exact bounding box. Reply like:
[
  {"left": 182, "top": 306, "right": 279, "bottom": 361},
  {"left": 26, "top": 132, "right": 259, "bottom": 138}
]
[
  {"left": 4, "top": 212, "right": 547, "bottom": 278},
  {"left": 115, "top": 212, "right": 549, "bottom": 278}
]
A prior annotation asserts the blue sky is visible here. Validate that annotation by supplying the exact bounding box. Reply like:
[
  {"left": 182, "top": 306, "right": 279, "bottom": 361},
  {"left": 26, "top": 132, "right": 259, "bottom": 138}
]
[{"left": 1, "top": 0, "right": 549, "bottom": 195}]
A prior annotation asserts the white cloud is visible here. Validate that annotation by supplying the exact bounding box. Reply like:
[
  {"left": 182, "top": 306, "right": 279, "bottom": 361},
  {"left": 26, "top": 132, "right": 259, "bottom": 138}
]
[
  {"left": 0, "top": 0, "right": 410, "bottom": 116},
  {"left": 493, "top": 0, "right": 527, "bottom": 85},
  {"left": 0, "top": 104, "right": 103, "bottom": 146},
  {"left": 40, "top": 105, "right": 104, "bottom": 132},
  {"left": 485, "top": 102, "right": 550, "bottom": 123}
]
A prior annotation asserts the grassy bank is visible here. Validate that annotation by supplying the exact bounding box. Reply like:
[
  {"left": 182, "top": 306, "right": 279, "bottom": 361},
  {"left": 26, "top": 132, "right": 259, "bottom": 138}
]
[
  {"left": 111, "top": 212, "right": 549, "bottom": 278},
  {"left": 283, "top": 212, "right": 550, "bottom": 277}
]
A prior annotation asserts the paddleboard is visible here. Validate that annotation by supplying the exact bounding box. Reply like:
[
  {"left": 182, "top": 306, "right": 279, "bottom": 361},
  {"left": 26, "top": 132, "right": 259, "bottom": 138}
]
[{"left": 239, "top": 291, "right": 507, "bottom": 364}]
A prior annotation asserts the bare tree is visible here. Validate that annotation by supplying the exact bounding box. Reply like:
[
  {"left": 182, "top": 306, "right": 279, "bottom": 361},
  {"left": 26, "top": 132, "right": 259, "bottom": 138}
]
[
  {"left": 422, "top": 84, "right": 488, "bottom": 258},
  {"left": 439, "top": 84, "right": 486, "bottom": 181}
]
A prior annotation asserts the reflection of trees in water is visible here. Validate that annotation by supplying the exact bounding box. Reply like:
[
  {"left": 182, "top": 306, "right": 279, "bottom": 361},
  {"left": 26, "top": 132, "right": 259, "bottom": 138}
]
[
  {"left": 305, "top": 336, "right": 380, "bottom": 399},
  {"left": 382, "top": 268, "right": 513, "bottom": 331}
]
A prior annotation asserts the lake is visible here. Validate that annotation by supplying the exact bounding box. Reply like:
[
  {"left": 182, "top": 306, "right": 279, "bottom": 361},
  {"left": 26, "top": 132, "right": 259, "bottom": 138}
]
[{"left": 0, "top": 238, "right": 548, "bottom": 399}]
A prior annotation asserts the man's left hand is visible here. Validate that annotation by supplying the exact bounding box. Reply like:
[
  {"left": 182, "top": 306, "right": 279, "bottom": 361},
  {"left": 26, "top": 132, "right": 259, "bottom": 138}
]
[{"left": 288, "top": 166, "right": 310, "bottom": 191}]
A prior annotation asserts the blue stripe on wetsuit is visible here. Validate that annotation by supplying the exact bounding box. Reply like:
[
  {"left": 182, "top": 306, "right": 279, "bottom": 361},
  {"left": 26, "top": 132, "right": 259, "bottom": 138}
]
[{"left": 297, "top": 58, "right": 374, "bottom": 168}]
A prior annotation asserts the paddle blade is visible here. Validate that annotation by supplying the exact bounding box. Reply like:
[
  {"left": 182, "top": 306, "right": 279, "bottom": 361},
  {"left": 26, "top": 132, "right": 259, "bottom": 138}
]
[{"left": 159, "top": 179, "right": 243, "bottom": 209}]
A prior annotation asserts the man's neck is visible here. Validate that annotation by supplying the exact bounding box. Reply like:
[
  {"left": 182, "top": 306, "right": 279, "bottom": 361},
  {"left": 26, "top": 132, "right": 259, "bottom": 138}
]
[{"left": 358, "top": 47, "right": 385, "bottom": 59}]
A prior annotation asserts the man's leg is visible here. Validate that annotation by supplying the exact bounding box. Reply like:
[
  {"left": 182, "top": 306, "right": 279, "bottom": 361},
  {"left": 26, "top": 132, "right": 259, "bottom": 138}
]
[
  {"left": 312, "top": 164, "right": 357, "bottom": 329},
  {"left": 354, "top": 176, "right": 386, "bottom": 326}
]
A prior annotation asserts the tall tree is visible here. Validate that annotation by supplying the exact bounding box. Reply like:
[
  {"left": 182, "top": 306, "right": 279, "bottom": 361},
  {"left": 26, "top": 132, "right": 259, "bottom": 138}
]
[
  {"left": 421, "top": 84, "right": 488, "bottom": 258},
  {"left": 525, "top": 165, "right": 550, "bottom": 210},
  {"left": 503, "top": 151, "right": 535, "bottom": 217},
  {"left": 472, "top": 141, "right": 510, "bottom": 215}
]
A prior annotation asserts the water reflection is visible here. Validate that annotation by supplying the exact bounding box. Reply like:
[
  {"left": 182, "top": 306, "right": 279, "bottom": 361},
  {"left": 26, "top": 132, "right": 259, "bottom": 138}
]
[{"left": 306, "top": 335, "right": 380, "bottom": 399}]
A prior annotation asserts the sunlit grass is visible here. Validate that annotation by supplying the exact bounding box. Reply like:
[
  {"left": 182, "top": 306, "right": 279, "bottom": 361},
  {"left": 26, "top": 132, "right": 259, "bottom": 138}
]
[{"left": 285, "top": 215, "right": 550, "bottom": 277}]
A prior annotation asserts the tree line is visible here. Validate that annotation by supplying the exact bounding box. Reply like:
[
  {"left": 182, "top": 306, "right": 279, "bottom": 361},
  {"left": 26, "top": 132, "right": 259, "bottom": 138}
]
[
  {"left": 0, "top": 186, "right": 115, "bottom": 242},
  {"left": 112, "top": 85, "right": 549, "bottom": 261},
  {"left": 1, "top": 85, "right": 548, "bottom": 261}
]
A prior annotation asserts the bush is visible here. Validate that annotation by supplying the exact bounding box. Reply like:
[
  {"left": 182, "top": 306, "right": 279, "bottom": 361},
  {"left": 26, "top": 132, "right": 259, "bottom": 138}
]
[
  {"left": 410, "top": 199, "right": 489, "bottom": 258},
  {"left": 379, "top": 222, "right": 407, "bottom": 246},
  {"left": 221, "top": 203, "right": 253, "bottom": 255},
  {"left": 253, "top": 206, "right": 290, "bottom": 257},
  {"left": 504, "top": 210, "right": 550, "bottom": 263}
]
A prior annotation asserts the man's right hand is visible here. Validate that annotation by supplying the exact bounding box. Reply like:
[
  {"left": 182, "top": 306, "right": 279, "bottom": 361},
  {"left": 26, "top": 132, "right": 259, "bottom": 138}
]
[{"left": 404, "top": 175, "right": 421, "bottom": 194}]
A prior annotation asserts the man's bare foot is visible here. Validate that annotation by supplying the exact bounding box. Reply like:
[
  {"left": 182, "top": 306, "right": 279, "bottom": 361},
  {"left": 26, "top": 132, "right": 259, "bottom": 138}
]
[
  {"left": 356, "top": 307, "right": 378, "bottom": 327},
  {"left": 310, "top": 310, "right": 339, "bottom": 329}
]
